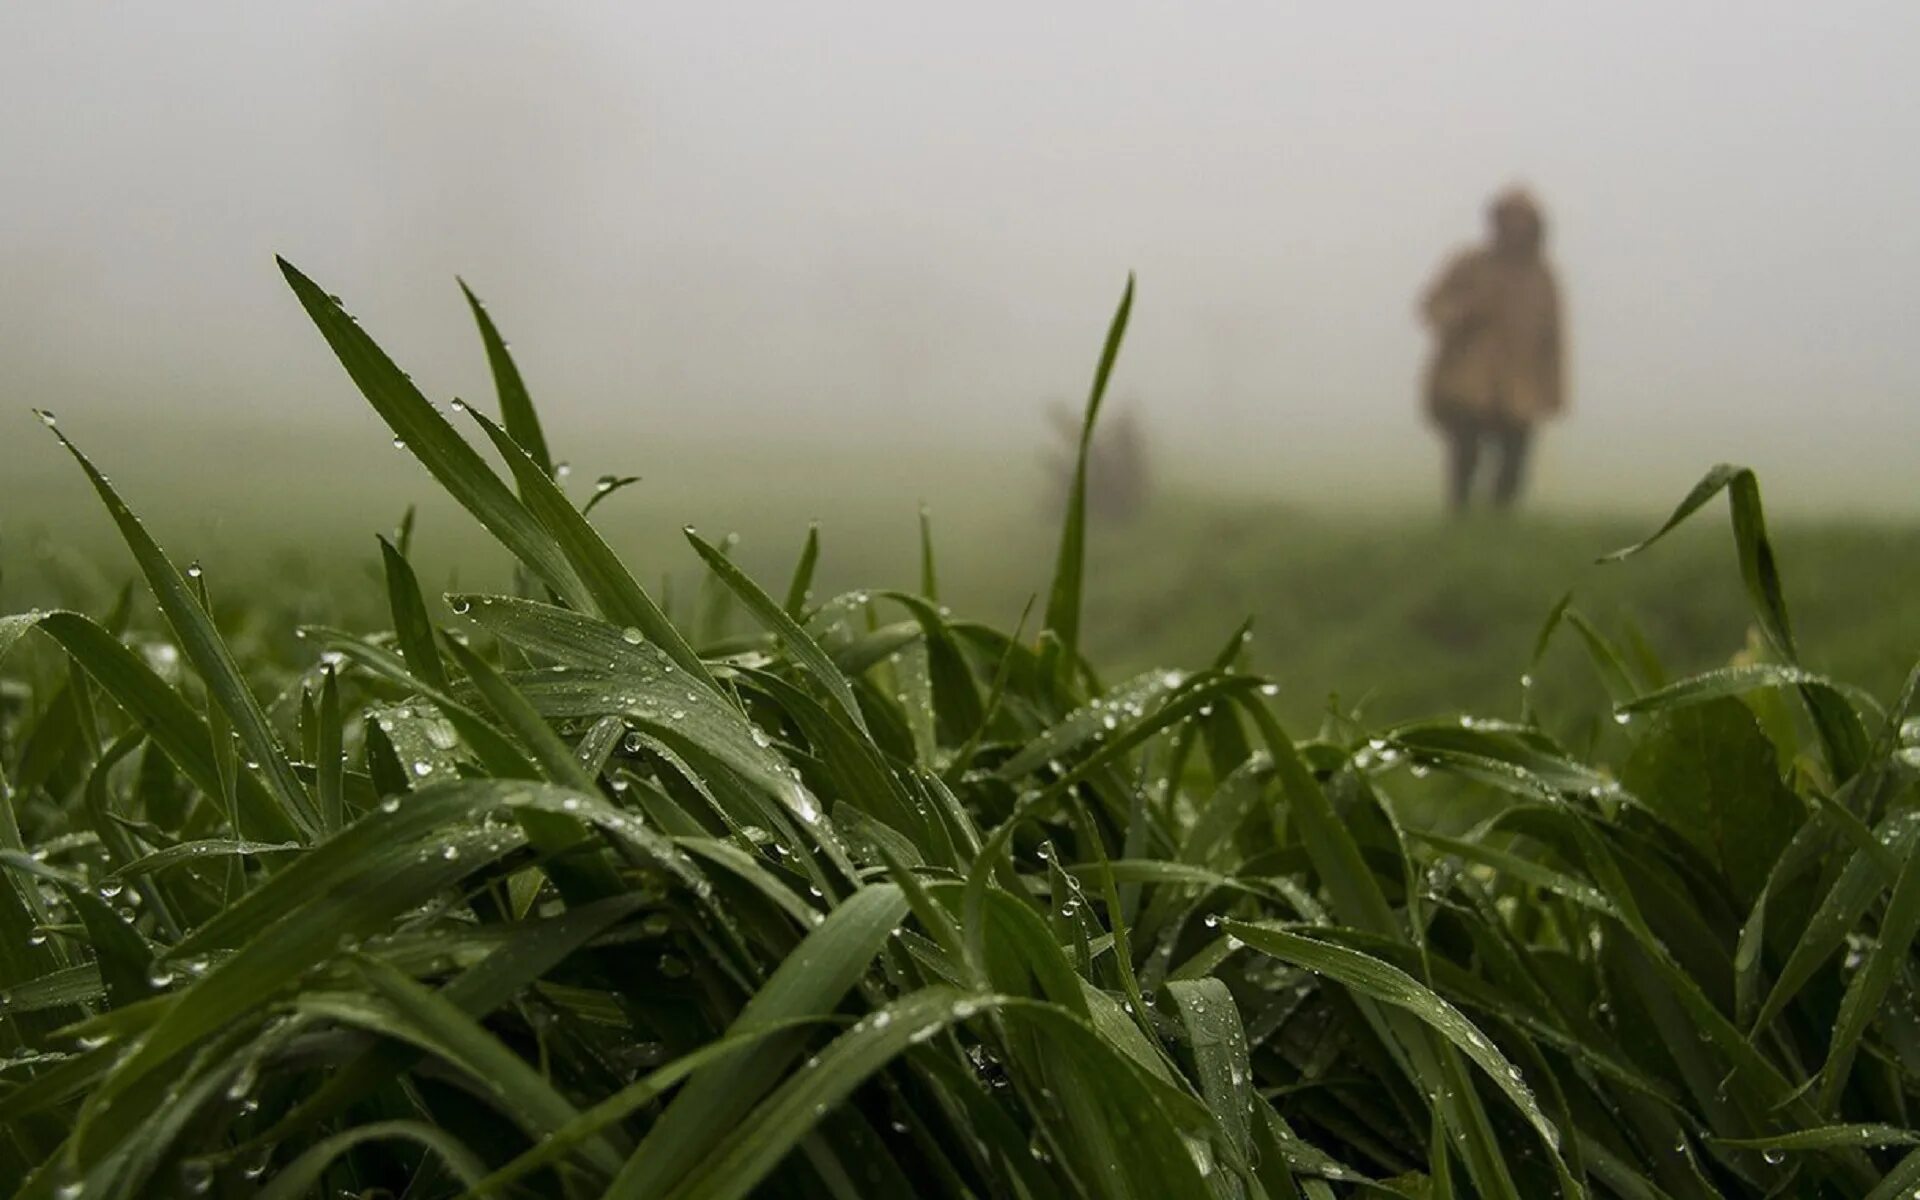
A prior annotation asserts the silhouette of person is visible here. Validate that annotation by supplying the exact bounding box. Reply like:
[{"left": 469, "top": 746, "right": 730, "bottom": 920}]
[{"left": 1420, "top": 188, "right": 1565, "bottom": 512}]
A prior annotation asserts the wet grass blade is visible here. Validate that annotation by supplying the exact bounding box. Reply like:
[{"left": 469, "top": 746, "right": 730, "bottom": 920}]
[
  {"left": 378, "top": 534, "right": 446, "bottom": 689},
  {"left": 1043, "top": 274, "right": 1133, "bottom": 679},
  {"left": 278, "top": 259, "right": 591, "bottom": 608},
  {"left": 458, "top": 278, "right": 553, "bottom": 477},
  {"left": 607, "top": 884, "right": 909, "bottom": 1197},
  {"left": 35, "top": 424, "right": 319, "bottom": 840},
  {"left": 464, "top": 406, "right": 712, "bottom": 687},
  {"left": 685, "top": 528, "right": 869, "bottom": 736}
]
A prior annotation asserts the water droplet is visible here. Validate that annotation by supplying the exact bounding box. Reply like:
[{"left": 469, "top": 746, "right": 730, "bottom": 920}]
[
  {"left": 1613, "top": 711, "right": 1633, "bottom": 726},
  {"left": 185, "top": 562, "right": 203, "bottom": 579},
  {"left": 449, "top": 398, "right": 466, "bottom": 413},
  {"left": 449, "top": 596, "right": 470, "bottom": 614},
  {"left": 36, "top": 410, "right": 58, "bottom": 428},
  {"left": 1762, "top": 1148, "right": 1786, "bottom": 1165},
  {"left": 412, "top": 761, "right": 433, "bottom": 777},
  {"left": 98, "top": 881, "right": 124, "bottom": 900},
  {"left": 393, "top": 437, "right": 406, "bottom": 450}
]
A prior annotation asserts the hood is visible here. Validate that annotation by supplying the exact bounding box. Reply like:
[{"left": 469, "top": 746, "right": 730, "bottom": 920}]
[{"left": 1488, "top": 187, "right": 1545, "bottom": 257}]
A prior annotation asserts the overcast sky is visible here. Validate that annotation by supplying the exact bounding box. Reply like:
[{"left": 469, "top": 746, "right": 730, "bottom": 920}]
[{"left": 5, "top": 2, "right": 1918, "bottom": 512}]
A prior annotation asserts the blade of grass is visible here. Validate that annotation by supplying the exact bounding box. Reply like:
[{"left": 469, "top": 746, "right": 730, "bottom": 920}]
[{"left": 1043, "top": 274, "right": 1134, "bottom": 682}]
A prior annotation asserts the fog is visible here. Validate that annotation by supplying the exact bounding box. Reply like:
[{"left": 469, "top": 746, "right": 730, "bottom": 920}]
[{"left": 5, "top": 2, "right": 1919, "bottom": 521}]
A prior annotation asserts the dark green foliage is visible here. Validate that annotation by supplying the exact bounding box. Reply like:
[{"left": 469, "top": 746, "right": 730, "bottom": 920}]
[{"left": 0, "top": 269, "right": 1916, "bottom": 1199}]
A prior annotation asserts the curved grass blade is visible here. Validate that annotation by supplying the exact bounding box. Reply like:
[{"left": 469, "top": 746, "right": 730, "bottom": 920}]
[
  {"left": 31, "top": 427, "right": 318, "bottom": 839},
  {"left": 1753, "top": 810, "right": 1920, "bottom": 1035},
  {"left": 335, "top": 953, "right": 625, "bottom": 1173},
  {"left": 1616, "top": 663, "right": 1873, "bottom": 719},
  {"left": 1223, "top": 923, "right": 1566, "bottom": 1163},
  {"left": 1714, "top": 1124, "right": 1920, "bottom": 1153},
  {"left": 464, "top": 406, "right": 712, "bottom": 687},
  {"left": 1044, "top": 274, "right": 1134, "bottom": 680},
  {"left": 278, "top": 259, "right": 591, "bottom": 608},
  {"left": 378, "top": 534, "right": 446, "bottom": 690},
  {"left": 650, "top": 989, "right": 1001, "bottom": 1200},
  {"left": 1599, "top": 464, "right": 1793, "bottom": 658},
  {"left": 256, "top": 1120, "right": 489, "bottom": 1200},
  {"left": 1166, "top": 977, "right": 1254, "bottom": 1165},
  {"left": 1816, "top": 834, "right": 1920, "bottom": 1113},
  {"left": 454, "top": 1017, "right": 829, "bottom": 1199},
  {"left": 684, "top": 527, "right": 868, "bottom": 736},
  {"left": 783, "top": 522, "right": 821, "bottom": 618},
  {"left": 458, "top": 277, "right": 552, "bottom": 476},
  {"left": 607, "top": 883, "right": 909, "bottom": 1197}
]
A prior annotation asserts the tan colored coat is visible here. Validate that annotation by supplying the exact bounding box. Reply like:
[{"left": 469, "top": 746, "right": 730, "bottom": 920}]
[{"left": 1421, "top": 201, "right": 1564, "bottom": 425}]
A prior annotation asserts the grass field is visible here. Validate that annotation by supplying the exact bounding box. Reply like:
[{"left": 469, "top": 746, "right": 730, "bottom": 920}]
[
  {"left": 2, "top": 266, "right": 1918, "bottom": 1198},
  {"left": 13, "top": 480, "right": 1914, "bottom": 741}
]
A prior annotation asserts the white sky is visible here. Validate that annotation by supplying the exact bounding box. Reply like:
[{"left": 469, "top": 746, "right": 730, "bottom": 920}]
[{"left": 4, "top": 2, "right": 1918, "bottom": 512}]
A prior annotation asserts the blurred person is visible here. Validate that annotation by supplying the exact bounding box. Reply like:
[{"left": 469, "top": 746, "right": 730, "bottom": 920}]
[
  {"left": 1045, "top": 400, "right": 1150, "bottom": 523},
  {"left": 1419, "top": 187, "right": 1565, "bottom": 513}
]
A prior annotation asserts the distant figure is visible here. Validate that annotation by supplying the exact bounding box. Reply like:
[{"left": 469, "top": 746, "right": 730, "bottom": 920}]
[
  {"left": 1045, "top": 401, "right": 1150, "bottom": 523},
  {"left": 1420, "top": 188, "right": 1565, "bottom": 513}
]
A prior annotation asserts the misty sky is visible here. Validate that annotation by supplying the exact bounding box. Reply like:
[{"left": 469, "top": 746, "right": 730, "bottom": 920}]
[{"left": 5, "top": 2, "right": 1919, "bottom": 513}]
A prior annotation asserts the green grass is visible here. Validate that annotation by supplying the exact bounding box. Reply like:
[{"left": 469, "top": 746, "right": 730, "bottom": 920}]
[{"left": 2, "top": 265, "right": 1918, "bottom": 1198}]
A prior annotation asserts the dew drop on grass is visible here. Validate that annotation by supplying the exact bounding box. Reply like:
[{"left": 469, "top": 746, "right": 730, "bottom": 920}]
[
  {"left": 185, "top": 562, "right": 203, "bottom": 579},
  {"left": 1762, "top": 1148, "right": 1786, "bottom": 1165},
  {"left": 412, "top": 761, "right": 432, "bottom": 777},
  {"left": 621, "top": 627, "right": 644, "bottom": 645},
  {"left": 37, "top": 410, "right": 58, "bottom": 428},
  {"left": 393, "top": 437, "right": 406, "bottom": 450},
  {"left": 449, "top": 596, "right": 470, "bottom": 614},
  {"left": 448, "top": 398, "right": 465, "bottom": 413}
]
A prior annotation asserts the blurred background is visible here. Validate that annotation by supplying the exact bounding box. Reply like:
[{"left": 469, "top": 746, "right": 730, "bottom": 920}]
[{"left": 4, "top": 2, "right": 1917, "bottom": 726}]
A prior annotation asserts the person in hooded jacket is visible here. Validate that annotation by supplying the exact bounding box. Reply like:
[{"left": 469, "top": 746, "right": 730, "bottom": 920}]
[{"left": 1420, "top": 188, "right": 1565, "bottom": 512}]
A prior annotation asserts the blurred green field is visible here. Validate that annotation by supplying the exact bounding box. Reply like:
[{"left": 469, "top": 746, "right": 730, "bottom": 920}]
[{"left": 11, "top": 453, "right": 1917, "bottom": 740}]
